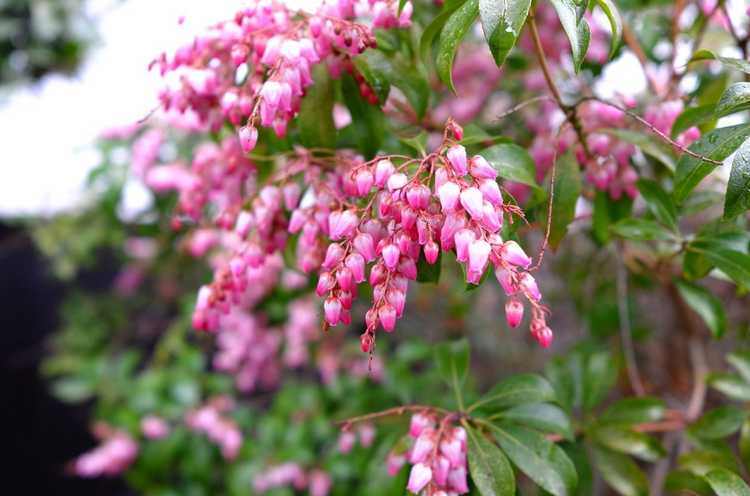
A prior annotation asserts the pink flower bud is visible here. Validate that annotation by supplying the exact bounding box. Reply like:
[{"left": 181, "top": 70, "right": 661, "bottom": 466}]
[
  {"left": 479, "top": 179, "right": 503, "bottom": 207},
  {"left": 398, "top": 257, "right": 417, "bottom": 280},
  {"left": 501, "top": 241, "right": 532, "bottom": 269},
  {"left": 505, "top": 298, "right": 524, "bottom": 328},
  {"left": 141, "top": 416, "right": 169, "bottom": 440},
  {"left": 469, "top": 155, "right": 497, "bottom": 179},
  {"left": 239, "top": 126, "right": 258, "bottom": 153},
  {"left": 345, "top": 253, "right": 366, "bottom": 283},
  {"left": 379, "top": 303, "right": 397, "bottom": 332},
  {"left": 480, "top": 203, "right": 502, "bottom": 232},
  {"left": 468, "top": 239, "right": 491, "bottom": 275},
  {"left": 324, "top": 297, "right": 342, "bottom": 326},
  {"left": 387, "top": 452, "right": 406, "bottom": 476},
  {"left": 519, "top": 272, "right": 541, "bottom": 301},
  {"left": 353, "top": 232, "right": 376, "bottom": 262},
  {"left": 387, "top": 172, "right": 408, "bottom": 191},
  {"left": 337, "top": 431, "right": 356, "bottom": 453},
  {"left": 454, "top": 229, "right": 476, "bottom": 262},
  {"left": 448, "top": 466, "right": 468, "bottom": 493},
  {"left": 283, "top": 183, "right": 301, "bottom": 210},
  {"left": 322, "top": 243, "right": 345, "bottom": 269},
  {"left": 459, "top": 187, "right": 484, "bottom": 220},
  {"left": 387, "top": 288, "right": 407, "bottom": 317},
  {"left": 446, "top": 145, "right": 468, "bottom": 175},
  {"left": 407, "top": 463, "right": 433, "bottom": 494},
  {"left": 288, "top": 210, "right": 306, "bottom": 233},
  {"left": 532, "top": 321, "right": 553, "bottom": 348},
  {"left": 494, "top": 266, "right": 515, "bottom": 295},
  {"left": 336, "top": 267, "right": 354, "bottom": 292},
  {"left": 370, "top": 262, "right": 387, "bottom": 285},
  {"left": 355, "top": 169, "right": 374, "bottom": 196},
  {"left": 440, "top": 436, "right": 464, "bottom": 467},
  {"left": 437, "top": 181, "right": 461, "bottom": 212},
  {"left": 316, "top": 272, "right": 335, "bottom": 296},
  {"left": 434, "top": 456, "right": 451, "bottom": 486},
  {"left": 329, "top": 210, "right": 358, "bottom": 240},
  {"left": 360, "top": 332, "right": 374, "bottom": 353},
  {"left": 409, "top": 413, "right": 433, "bottom": 438},
  {"left": 424, "top": 241, "right": 439, "bottom": 264},
  {"left": 374, "top": 159, "right": 395, "bottom": 187},
  {"left": 406, "top": 184, "right": 431, "bottom": 209},
  {"left": 410, "top": 432, "right": 434, "bottom": 463},
  {"left": 382, "top": 243, "right": 400, "bottom": 270},
  {"left": 235, "top": 211, "right": 253, "bottom": 238}
]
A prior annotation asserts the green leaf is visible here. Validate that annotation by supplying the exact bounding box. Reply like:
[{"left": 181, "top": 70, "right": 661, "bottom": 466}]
[
  {"left": 717, "top": 83, "right": 750, "bottom": 118},
  {"left": 416, "top": 250, "right": 441, "bottom": 283},
  {"left": 466, "top": 426, "right": 516, "bottom": 496},
  {"left": 699, "top": 247, "right": 750, "bottom": 288},
  {"left": 636, "top": 179, "right": 678, "bottom": 231},
  {"left": 603, "top": 128, "right": 676, "bottom": 172},
  {"left": 492, "top": 422, "right": 578, "bottom": 496},
  {"left": 704, "top": 468, "right": 750, "bottom": 496},
  {"left": 352, "top": 53, "right": 391, "bottom": 104},
  {"left": 582, "top": 351, "right": 618, "bottom": 411},
  {"left": 728, "top": 351, "right": 750, "bottom": 385},
  {"left": 739, "top": 418, "right": 750, "bottom": 471},
  {"left": 600, "top": 397, "right": 666, "bottom": 425},
  {"left": 398, "top": 129, "right": 429, "bottom": 156},
  {"left": 708, "top": 373, "right": 750, "bottom": 401},
  {"left": 480, "top": 143, "right": 539, "bottom": 188},
  {"left": 675, "top": 280, "right": 727, "bottom": 338},
  {"left": 437, "top": 0, "right": 480, "bottom": 92},
  {"left": 665, "top": 470, "right": 714, "bottom": 496},
  {"left": 593, "top": 0, "right": 622, "bottom": 59},
  {"left": 688, "top": 406, "right": 747, "bottom": 440},
  {"left": 474, "top": 374, "right": 556, "bottom": 411},
  {"left": 610, "top": 218, "right": 677, "bottom": 242},
  {"left": 355, "top": 50, "right": 430, "bottom": 118},
  {"left": 591, "top": 445, "right": 648, "bottom": 496},
  {"left": 420, "top": 1, "right": 465, "bottom": 63},
  {"left": 590, "top": 425, "right": 666, "bottom": 462},
  {"left": 690, "top": 49, "right": 750, "bottom": 75},
  {"left": 724, "top": 138, "right": 750, "bottom": 219},
  {"left": 549, "top": 0, "right": 591, "bottom": 73},
  {"left": 340, "top": 74, "right": 385, "bottom": 157},
  {"left": 592, "top": 192, "right": 633, "bottom": 244},
  {"left": 497, "top": 403, "right": 574, "bottom": 440},
  {"left": 435, "top": 339, "right": 471, "bottom": 401},
  {"left": 671, "top": 104, "right": 718, "bottom": 139},
  {"left": 673, "top": 124, "right": 750, "bottom": 203},
  {"left": 679, "top": 449, "right": 741, "bottom": 476},
  {"left": 548, "top": 151, "right": 582, "bottom": 249},
  {"left": 298, "top": 65, "right": 336, "bottom": 148},
  {"left": 478, "top": 0, "right": 532, "bottom": 66}
]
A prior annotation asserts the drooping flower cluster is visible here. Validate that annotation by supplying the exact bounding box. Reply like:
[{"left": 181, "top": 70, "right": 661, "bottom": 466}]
[
  {"left": 337, "top": 422, "right": 376, "bottom": 453},
  {"left": 151, "top": 0, "right": 411, "bottom": 147},
  {"left": 74, "top": 430, "right": 139, "bottom": 478},
  {"left": 186, "top": 397, "right": 243, "bottom": 460},
  {"left": 253, "top": 463, "right": 332, "bottom": 496},
  {"left": 389, "top": 412, "right": 469, "bottom": 495}
]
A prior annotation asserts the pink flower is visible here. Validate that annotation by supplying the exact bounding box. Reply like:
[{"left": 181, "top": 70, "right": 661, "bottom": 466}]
[
  {"left": 501, "top": 241, "right": 532, "bottom": 269},
  {"left": 468, "top": 239, "right": 491, "bottom": 275},
  {"left": 355, "top": 169, "right": 374, "bottom": 196},
  {"left": 424, "top": 241, "right": 439, "bottom": 265},
  {"left": 382, "top": 244, "right": 401, "bottom": 270},
  {"left": 469, "top": 155, "right": 497, "bottom": 179},
  {"left": 407, "top": 463, "right": 432, "bottom": 494},
  {"left": 446, "top": 145, "right": 468, "bottom": 175},
  {"left": 454, "top": 229, "right": 476, "bottom": 262},
  {"left": 459, "top": 187, "right": 484, "bottom": 220},
  {"left": 324, "top": 297, "right": 342, "bottom": 326},
  {"left": 387, "top": 452, "right": 406, "bottom": 476},
  {"left": 141, "top": 416, "right": 170, "bottom": 440},
  {"left": 353, "top": 232, "right": 377, "bottom": 262},
  {"left": 387, "top": 172, "right": 408, "bottom": 191},
  {"left": 437, "top": 181, "right": 461, "bottom": 212},
  {"left": 409, "top": 413, "right": 433, "bottom": 438},
  {"left": 379, "top": 304, "right": 397, "bottom": 332},
  {"left": 479, "top": 178, "right": 503, "bottom": 206},
  {"left": 375, "top": 159, "right": 395, "bottom": 186},
  {"left": 239, "top": 126, "right": 258, "bottom": 153},
  {"left": 519, "top": 273, "right": 541, "bottom": 301},
  {"left": 505, "top": 299, "right": 524, "bottom": 328}
]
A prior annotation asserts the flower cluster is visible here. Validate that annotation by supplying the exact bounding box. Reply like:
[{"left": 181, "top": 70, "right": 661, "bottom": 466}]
[
  {"left": 74, "top": 430, "right": 139, "bottom": 478},
  {"left": 337, "top": 422, "right": 376, "bottom": 453},
  {"left": 186, "top": 397, "right": 243, "bottom": 460},
  {"left": 253, "top": 463, "right": 332, "bottom": 496},
  {"left": 391, "top": 412, "right": 469, "bottom": 495}
]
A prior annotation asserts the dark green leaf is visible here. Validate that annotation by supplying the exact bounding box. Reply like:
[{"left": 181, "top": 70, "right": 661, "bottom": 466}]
[
  {"left": 437, "top": 0, "right": 480, "bottom": 92},
  {"left": 717, "top": 83, "right": 750, "bottom": 118},
  {"left": 592, "top": 192, "right": 633, "bottom": 244},
  {"left": 636, "top": 179, "right": 678, "bottom": 231},
  {"left": 700, "top": 247, "right": 750, "bottom": 288},
  {"left": 679, "top": 449, "right": 741, "bottom": 476},
  {"left": 549, "top": 0, "right": 591, "bottom": 73},
  {"left": 739, "top": 419, "right": 750, "bottom": 471},
  {"left": 673, "top": 124, "right": 750, "bottom": 203},
  {"left": 590, "top": 425, "right": 666, "bottom": 462},
  {"left": 724, "top": 138, "right": 750, "bottom": 219},
  {"left": 688, "top": 406, "right": 747, "bottom": 440},
  {"left": 600, "top": 397, "right": 666, "bottom": 425},
  {"left": 548, "top": 151, "right": 582, "bottom": 249},
  {"left": 671, "top": 104, "right": 717, "bottom": 139},
  {"left": 690, "top": 49, "right": 750, "bottom": 75},
  {"left": 398, "top": 129, "right": 429, "bottom": 155},
  {"left": 728, "top": 351, "right": 750, "bottom": 385},
  {"left": 604, "top": 128, "right": 676, "bottom": 171},
  {"left": 665, "top": 470, "right": 713, "bottom": 496},
  {"left": 340, "top": 74, "right": 385, "bottom": 157},
  {"left": 704, "top": 468, "right": 750, "bottom": 496},
  {"left": 593, "top": 0, "right": 622, "bottom": 59},
  {"left": 355, "top": 50, "right": 430, "bottom": 118},
  {"left": 420, "top": 1, "right": 465, "bottom": 63},
  {"left": 435, "top": 339, "right": 471, "bottom": 394},
  {"left": 466, "top": 426, "right": 516, "bottom": 496},
  {"left": 474, "top": 374, "right": 556, "bottom": 411},
  {"left": 481, "top": 143, "right": 539, "bottom": 188},
  {"left": 708, "top": 373, "right": 750, "bottom": 401},
  {"left": 416, "top": 250, "right": 441, "bottom": 283},
  {"left": 298, "top": 65, "right": 336, "bottom": 148},
  {"left": 497, "top": 403, "right": 574, "bottom": 440},
  {"left": 591, "top": 445, "right": 648, "bottom": 496},
  {"left": 492, "top": 422, "right": 578, "bottom": 496},
  {"left": 352, "top": 53, "right": 391, "bottom": 104},
  {"left": 582, "top": 351, "right": 618, "bottom": 411},
  {"left": 479, "top": 0, "right": 532, "bottom": 66},
  {"left": 610, "top": 218, "right": 677, "bottom": 242},
  {"left": 675, "top": 279, "right": 727, "bottom": 338}
]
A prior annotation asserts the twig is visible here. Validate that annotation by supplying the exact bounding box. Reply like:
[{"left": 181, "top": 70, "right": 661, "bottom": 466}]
[
  {"left": 337, "top": 404, "right": 453, "bottom": 427},
  {"left": 494, "top": 95, "right": 553, "bottom": 122},
  {"left": 617, "top": 253, "right": 646, "bottom": 397},
  {"left": 575, "top": 96, "right": 723, "bottom": 166}
]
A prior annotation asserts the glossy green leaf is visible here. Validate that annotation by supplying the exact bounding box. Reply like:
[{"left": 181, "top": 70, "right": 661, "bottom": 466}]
[
  {"left": 590, "top": 425, "right": 666, "bottom": 462},
  {"left": 679, "top": 449, "right": 741, "bottom": 476},
  {"left": 480, "top": 143, "right": 539, "bottom": 188},
  {"left": 591, "top": 445, "right": 648, "bottom": 496},
  {"left": 492, "top": 422, "right": 578, "bottom": 496},
  {"left": 610, "top": 218, "right": 677, "bottom": 242},
  {"left": 688, "top": 406, "right": 747, "bottom": 440},
  {"left": 724, "top": 138, "right": 750, "bottom": 219},
  {"left": 549, "top": 0, "right": 591, "bottom": 73},
  {"left": 717, "top": 83, "right": 750, "bottom": 118},
  {"left": 340, "top": 74, "right": 385, "bottom": 157},
  {"left": 466, "top": 426, "right": 516, "bottom": 496},
  {"left": 604, "top": 128, "right": 676, "bottom": 172},
  {"left": 496, "top": 403, "right": 574, "bottom": 440},
  {"left": 704, "top": 468, "right": 750, "bottom": 496},
  {"left": 675, "top": 280, "right": 726, "bottom": 338},
  {"left": 690, "top": 49, "right": 750, "bottom": 75},
  {"left": 708, "top": 373, "right": 750, "bottom": 401},
  {"left": 582, "top": 350, "right": 618, "bottom": 411},
  {"left": 435, "top": 339, "right": 471, "bottom": 395},
  {"left": 739, "top": 419, "right": 750, "bottom": 471},
  {"left": 437, "top": 0, "right": 480, "bottom": 92},
  {"left": 701, "top": 248, "right": 750, "bottom": 288},
  {"left": 479, "top": 0, "right": 532, "bottom": 66},
  {"left": 548, "top": 151, "right": 582, "bottom": 249},
  {"left": 355, "top": 50, "right": 430, "bottom": 118},
  {"left": 416, "top": 250, "right": 441, "bottom": 283},
  {"left": 474, "top": 373, "right": 556, "bottom": 411},
  {"left": 600, "top": 397, "right": 666, "bottom": 425},
  {"left": 352, "top": 53, "right": 391, "bottom": 104},
  {"left": 420, "top": 1, "right": 465, "bottom": 63},
  {"left": 671, "top": 103, "right": 717, "bottom": 139},
  {"left": 673, "top": 124, "right": 750, "bottom": 203},
  {"left": 665, "top": 470, "right": 713, "bottom": 496},
  {"left": 593, "top": 0, "right": 622, "bottom": 59},
  {"left": 636, "top": 179, "right": 678, "bottom": 231},
  {"left": 728, "top": 351, "right": 750, "bottom": 385},
  {"left": 298, "top": 65, "right": 336, "bottom": 148}
]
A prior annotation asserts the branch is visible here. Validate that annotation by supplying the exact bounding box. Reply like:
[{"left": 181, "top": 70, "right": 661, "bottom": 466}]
[
  {"left": 337, "top": 404, "right": 454, "bottom": 427},
  {"left": 617, "top": 254, "right": 646, "bottom": 396}
]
